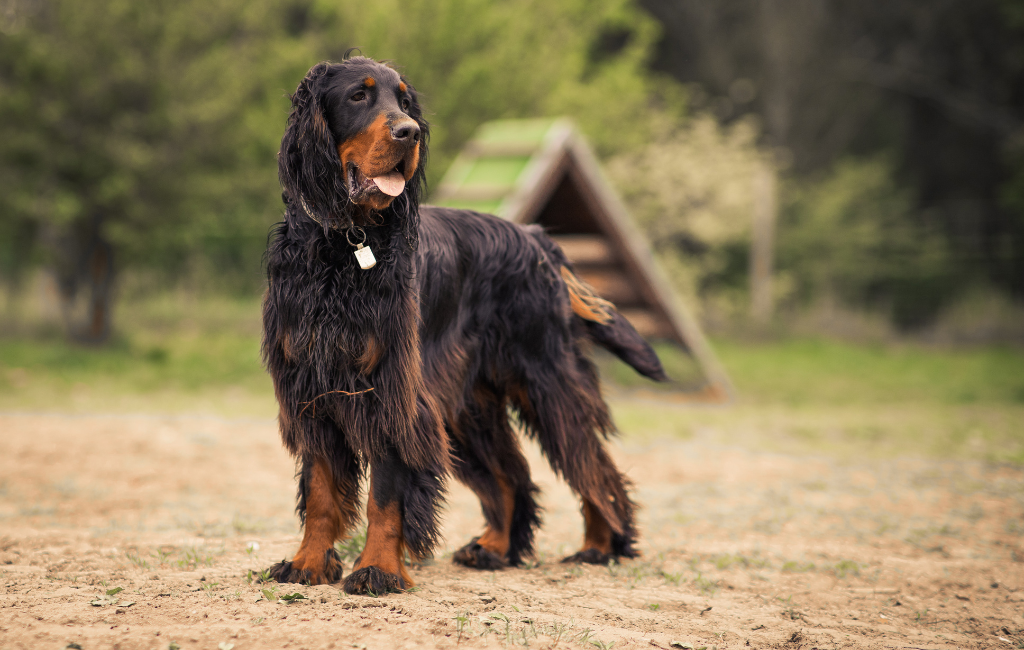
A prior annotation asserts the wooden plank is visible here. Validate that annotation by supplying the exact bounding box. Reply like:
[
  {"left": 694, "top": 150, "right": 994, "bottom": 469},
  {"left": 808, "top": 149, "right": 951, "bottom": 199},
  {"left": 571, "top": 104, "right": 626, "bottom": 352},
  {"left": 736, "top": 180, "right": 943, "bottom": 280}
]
[
  {"left": 437, "top": 183, "right": 515, "bottom": 202},
  {"left": 750, "top": 161, "right": 777, "bottom": 325},
  {"left": 466, "top": 141, "right": 541, "bottom": 157},
  {"left": 617, "top": 308, "right": 674, "bottom": 339},
  {"left": 549, "top": 235, "right": 616, "bottom": 266},
  {"left": 575, "top": 268, "right": 638, "bottom": 306}
]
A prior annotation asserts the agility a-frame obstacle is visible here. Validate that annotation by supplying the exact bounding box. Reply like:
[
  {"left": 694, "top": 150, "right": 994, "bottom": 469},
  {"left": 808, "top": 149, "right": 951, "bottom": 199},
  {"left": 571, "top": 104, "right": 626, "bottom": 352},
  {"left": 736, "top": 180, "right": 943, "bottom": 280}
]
[{"left": 432, "top": 118, "right": 735, "bottom": 403}]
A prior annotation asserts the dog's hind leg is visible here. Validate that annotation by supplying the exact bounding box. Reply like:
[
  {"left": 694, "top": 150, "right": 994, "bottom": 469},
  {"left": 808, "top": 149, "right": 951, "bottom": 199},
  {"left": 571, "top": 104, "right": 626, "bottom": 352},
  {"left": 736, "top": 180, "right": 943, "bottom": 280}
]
[
  {"left": 451, "top": 387, "right": 541, "bottom": 570},
  {"left": 514, "top": 357, "right": 639, "bottom": 565},
  {"left": 265, "top": 423, "right": 362, "bottom": 585}
]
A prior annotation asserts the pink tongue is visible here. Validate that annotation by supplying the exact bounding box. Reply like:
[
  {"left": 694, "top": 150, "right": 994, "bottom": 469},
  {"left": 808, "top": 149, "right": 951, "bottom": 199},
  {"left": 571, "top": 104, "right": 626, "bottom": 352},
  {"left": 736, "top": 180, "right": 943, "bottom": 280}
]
[{"left": 372, "top": 171, "right": 406, "bottom": 197}]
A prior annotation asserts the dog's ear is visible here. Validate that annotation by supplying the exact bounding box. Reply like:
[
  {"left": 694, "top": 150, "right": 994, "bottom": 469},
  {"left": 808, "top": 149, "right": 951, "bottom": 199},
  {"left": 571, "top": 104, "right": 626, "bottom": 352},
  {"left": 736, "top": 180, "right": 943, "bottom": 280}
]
[{"left": 279, "top": 62, "right": 350, "bottom": 229}]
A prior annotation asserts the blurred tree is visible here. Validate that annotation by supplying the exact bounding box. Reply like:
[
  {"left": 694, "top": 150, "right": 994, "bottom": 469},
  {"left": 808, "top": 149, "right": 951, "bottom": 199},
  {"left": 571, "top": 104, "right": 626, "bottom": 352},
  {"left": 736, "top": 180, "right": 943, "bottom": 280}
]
[
  {"left": 0, "top": 1, "right": 296, "bottom": 334},
  {"left": 304, "top": 0, "right": 684, "bottom": 184},
  {"left": 640, "top": 0, "right": 1024, "bottom": 327},
  {"left": 0, "top": 0, "right": 686, "bottom": 340},
  {"left": 606, "top": 115, "right": 765, "bottom": 319}
]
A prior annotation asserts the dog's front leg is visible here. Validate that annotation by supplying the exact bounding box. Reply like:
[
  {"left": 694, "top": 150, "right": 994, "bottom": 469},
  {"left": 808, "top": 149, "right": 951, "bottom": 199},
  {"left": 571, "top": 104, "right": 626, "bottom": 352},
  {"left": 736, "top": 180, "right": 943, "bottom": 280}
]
[
  {"left": 343, "top": 448, "right": 414, "bottom": 594},
  {"left": 264, "top": 452, "right": 358, "bottom": 585}
]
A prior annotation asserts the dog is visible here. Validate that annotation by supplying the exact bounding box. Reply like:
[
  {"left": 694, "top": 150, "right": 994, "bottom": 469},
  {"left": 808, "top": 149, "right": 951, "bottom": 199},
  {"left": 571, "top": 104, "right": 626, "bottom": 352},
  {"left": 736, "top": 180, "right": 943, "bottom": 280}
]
[{"left": 261, "top": 56, "right": 668, "bottom": 595}]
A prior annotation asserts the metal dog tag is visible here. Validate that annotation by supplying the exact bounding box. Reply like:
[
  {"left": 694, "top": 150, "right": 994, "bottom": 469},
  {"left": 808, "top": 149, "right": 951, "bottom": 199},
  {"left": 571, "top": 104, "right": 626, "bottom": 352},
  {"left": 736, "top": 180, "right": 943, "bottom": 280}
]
[{"left": 354, "top": 243, "right": 376, "bottom": 270}]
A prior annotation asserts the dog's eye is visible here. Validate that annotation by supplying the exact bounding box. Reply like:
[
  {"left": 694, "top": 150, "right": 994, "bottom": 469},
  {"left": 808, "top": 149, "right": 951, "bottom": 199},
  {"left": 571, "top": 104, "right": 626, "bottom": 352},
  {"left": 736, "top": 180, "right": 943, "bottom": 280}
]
[
  {"left": 350, "top": 91, "right": 367, "bottom": 102},
  {"left": 401, "top": 98, "right": 411, "bottom": 112}
]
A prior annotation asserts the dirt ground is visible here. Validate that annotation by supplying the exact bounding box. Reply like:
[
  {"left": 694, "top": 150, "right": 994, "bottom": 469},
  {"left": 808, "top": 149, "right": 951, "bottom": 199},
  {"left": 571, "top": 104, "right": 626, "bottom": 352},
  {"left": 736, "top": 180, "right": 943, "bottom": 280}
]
[{"left": 1, "top": 411, "right": 1023, "bottom": 650}]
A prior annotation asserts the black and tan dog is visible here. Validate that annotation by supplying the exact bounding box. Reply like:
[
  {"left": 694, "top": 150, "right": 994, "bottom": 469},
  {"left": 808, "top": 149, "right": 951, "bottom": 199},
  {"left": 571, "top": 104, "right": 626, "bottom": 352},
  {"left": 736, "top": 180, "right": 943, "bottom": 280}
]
[{"left": 262, "top": 56, "right": 667, "bottom": 595}]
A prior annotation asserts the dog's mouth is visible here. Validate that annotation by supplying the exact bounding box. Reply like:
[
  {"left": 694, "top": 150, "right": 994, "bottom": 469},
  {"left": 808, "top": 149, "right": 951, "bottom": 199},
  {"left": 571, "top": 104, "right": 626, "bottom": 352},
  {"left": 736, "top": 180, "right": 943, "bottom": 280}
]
[{"left": 348, "top": 159, "right": 407, "bottom": 205}]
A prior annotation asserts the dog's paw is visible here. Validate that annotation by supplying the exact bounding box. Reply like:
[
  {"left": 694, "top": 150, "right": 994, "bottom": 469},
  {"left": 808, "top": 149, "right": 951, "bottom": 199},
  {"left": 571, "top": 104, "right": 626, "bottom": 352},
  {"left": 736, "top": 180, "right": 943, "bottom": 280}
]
[
  {"left": 560, "top": 548, "right": 613, "bottom": 565},
  {"left": 343, "top": 566, "right": 406, "bottom": 595},
  {"left": 261, "top": 549, "right": 344, "bottom": 585},
  {"left": 452, "top": 537, "right": 507, "bottom": 570}
]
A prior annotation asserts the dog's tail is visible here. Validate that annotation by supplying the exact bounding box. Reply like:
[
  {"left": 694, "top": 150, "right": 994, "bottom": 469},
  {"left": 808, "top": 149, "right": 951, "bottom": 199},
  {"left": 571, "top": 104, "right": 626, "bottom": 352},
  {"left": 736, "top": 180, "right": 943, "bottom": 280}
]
[{"left": 559, "top": 265, "right": 669, "bottom": 382}]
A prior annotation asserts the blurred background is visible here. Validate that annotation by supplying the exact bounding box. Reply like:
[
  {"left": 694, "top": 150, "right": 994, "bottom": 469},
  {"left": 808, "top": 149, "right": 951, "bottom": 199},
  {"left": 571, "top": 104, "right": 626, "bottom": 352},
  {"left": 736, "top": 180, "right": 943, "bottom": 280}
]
[{"left": 1, "top": 0, "right": 1022, "bottom": 462}]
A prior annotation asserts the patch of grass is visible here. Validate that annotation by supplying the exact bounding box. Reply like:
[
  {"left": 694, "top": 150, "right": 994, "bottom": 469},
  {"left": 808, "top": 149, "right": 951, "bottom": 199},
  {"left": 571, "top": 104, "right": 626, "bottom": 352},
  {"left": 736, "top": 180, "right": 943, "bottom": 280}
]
[
  {"left": 713, "top": 338, "right": 1024, "bottom": 406},
  {"left": 176, "top": 548, "right": 216, "bottom": 570},
  {"left": 334, "top": 526, "right": 367, "bottom": 563},
  {"left": 4, "top": 291, "right": 1022, "bottom": 466},
  {"left": 0, "top": 293, "right": 271, "bottom": 416},
  {"left": 831, "top": 560, "right": 861, "bottom": 578},
  {"left": 781, "top": 560, "right": 816, "bottom": 573},
  {"left": 125, "top": 551, "right": 150, "bottom": 570},
  {"left": 608, "top": 337, "right": 1024, "bottom": 463},
  {"left": 692, "top": 571, "right": 719, "bottom": 596},
  {"left": 200, "top": 582, "right": 220, "bottom": 597},
  {"left": 712, "top": 552, "right": 770, "bottom": 570}
]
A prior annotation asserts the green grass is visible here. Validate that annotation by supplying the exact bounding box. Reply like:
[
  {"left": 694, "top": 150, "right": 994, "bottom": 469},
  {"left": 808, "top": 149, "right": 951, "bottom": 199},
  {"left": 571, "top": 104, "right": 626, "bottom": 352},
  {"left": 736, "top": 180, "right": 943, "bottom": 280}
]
[
  {"left": 2, "top": 293, "right": 1023, "bottom": 462},
  {"left": 0, "top": 293, "right": 272, "bottom": 416},
  {"left": 713, "top": 338, "right": 1024, "bottom": 406},
  {"left": 610, "top": 338, "right": 1024, "bottom": 463}
]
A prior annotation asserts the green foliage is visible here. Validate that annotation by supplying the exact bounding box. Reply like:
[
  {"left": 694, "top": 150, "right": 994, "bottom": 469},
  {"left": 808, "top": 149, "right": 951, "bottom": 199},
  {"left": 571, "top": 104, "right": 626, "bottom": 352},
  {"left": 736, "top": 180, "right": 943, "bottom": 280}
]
[
  {"left": 0, "top": 0, "right": 685, "bottom": 305},
  {"left": 0, "top": 0, "right": 316, "bottom": 292},
  {"left": 606, "top": 114, "right": 765, "bottom": 318},
  {"left": 779, "top": 156, "right": 957, "bottom": 329}
]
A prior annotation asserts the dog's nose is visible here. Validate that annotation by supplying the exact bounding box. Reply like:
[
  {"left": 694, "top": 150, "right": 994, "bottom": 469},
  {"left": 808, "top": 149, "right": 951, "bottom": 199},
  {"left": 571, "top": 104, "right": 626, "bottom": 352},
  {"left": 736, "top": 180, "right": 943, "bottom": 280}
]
[{"left": 391, "top": 120, "right": 420, "bottom": 143}]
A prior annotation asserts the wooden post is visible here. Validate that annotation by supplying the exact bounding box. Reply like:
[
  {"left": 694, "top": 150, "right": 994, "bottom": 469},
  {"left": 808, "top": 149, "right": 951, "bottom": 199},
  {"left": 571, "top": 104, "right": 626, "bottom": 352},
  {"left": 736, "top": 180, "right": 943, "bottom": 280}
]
[{"left": 751, "top": 161, "right": 777, "bottom": 325}]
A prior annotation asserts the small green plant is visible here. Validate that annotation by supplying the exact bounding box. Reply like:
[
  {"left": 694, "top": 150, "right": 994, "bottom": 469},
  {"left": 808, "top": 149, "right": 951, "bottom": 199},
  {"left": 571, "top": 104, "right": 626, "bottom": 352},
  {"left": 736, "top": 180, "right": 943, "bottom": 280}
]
[
  {"left": 176, "top": 548, "right": 215, "bottom": 570},
  {"left": 646, "top": 603, "right": 661, "bottom": 611},
  {"left": 549, "top": 620, "right": 568, "bottom": 643},
  {"left": 581, "top": 626, "right": 598, "bottom": 646},
  {"left": 692, "top": 572, "right": 719, "bottom": 596},
  {"left": 777, "top": 595, "right": 802, "bottom": 621},
  {"left": 454, "top": 612, "right": 471, "bottom": 644},
  {"left": 489, "top": 612, "right": 512, "bottom": 643},
  {"left": 781, "top": 560, "right": 815, "bottom": 573},
  {"left": 201, "top": 582, "right": 220, "bottom": 597},
  {"left": 251, "top": 617, "right": 265, "bottom": 626},
  {"left": 125, "top": 551, "right": 150, "bottom": 569},
  {"left": 335, "top": 527, "right": 367, "bottom": 562},
  {"left": 152, "top": 548, "right": 174, "bottom": 565},
  {"left": 832, "top": 560, "right": 861, "bottom": 578},
  {"left": 90, "top": 586, "right": 127, "bottom": 607},
  {"left": 260, "top": 585, "right": 278, "bottom": 602},
  {"left": 278, "top": 592, "right": 307, "bottom": 604}
]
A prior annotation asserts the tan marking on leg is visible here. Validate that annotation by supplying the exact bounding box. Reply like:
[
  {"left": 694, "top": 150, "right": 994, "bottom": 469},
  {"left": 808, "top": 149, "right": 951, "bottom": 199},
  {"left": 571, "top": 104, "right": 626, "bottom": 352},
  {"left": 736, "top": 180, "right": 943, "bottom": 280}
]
[
  {"left": 474, "top": 477, "right": 515, "bottom": 557},
  {"left": 353, "top": 480, "right": 413, "bottom": 587},
  {"left": 580, "top": 499, "right": 613, "bottom": 555},
  {"left": 289, "top": 460, "right": 347, "bottom": 584}
]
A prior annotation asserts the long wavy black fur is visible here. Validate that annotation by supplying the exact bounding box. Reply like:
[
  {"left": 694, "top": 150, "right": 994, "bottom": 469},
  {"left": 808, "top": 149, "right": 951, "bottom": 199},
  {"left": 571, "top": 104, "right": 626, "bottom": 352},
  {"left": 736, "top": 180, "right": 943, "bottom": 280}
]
[{"left": 262, "top": 57, "right": 666, "bottom": 585}]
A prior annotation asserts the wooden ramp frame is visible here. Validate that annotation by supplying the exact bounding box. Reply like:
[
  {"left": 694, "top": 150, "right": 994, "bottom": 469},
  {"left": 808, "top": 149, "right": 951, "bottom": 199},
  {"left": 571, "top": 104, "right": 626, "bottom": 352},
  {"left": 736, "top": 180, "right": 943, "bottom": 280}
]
[{"left": 432, "top": 118, "right": 735, "bottom": 403}]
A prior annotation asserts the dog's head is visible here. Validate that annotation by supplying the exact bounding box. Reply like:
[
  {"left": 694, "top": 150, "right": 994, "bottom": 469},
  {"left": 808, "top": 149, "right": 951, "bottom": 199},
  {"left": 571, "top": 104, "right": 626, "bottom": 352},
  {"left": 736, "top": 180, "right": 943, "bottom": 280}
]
[{"left": 279, "top": 57, "right": 428, "bottom": 228}]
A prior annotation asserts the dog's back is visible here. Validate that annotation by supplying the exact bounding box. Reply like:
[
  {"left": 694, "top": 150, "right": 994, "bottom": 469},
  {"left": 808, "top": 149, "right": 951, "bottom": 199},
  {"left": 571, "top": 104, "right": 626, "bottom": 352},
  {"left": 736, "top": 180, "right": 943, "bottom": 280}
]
[{"left": 416, "top": 206, "right": 666, "bottom": 386}]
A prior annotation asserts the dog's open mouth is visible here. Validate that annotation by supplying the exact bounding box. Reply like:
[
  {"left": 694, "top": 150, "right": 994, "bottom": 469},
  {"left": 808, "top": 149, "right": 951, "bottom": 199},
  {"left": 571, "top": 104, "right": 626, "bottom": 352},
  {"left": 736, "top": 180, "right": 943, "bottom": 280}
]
[{"left": 349, "top": 161, "right": 406, "bottom": 201}]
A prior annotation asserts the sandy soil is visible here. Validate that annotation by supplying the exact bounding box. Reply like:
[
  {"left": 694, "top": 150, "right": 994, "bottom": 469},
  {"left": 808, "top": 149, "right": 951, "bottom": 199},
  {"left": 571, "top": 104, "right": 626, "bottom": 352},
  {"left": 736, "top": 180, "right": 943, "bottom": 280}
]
[{"left": 1, "top": 411, "right": 1022, "bottom": 650}]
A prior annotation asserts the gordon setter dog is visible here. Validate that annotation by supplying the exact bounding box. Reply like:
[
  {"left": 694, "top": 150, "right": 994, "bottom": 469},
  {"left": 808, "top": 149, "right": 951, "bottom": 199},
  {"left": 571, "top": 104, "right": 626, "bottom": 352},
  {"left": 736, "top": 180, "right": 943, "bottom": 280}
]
[{"left": 262, "top": 56, "right": 668, "bottom": 595}]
